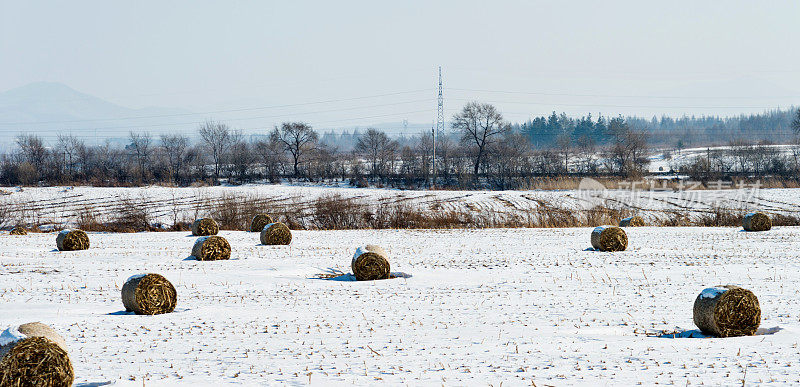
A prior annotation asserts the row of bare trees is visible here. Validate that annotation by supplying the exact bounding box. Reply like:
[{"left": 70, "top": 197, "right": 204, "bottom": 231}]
[
  {"left": 4, "top": 104, "right": 797, "bottom": 188},
  {"left": 677, "top": 109, "right": 800, "bottom": 179}
]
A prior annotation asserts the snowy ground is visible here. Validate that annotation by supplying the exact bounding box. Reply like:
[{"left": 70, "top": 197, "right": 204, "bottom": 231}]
[
  {"left": 648, "top": 144, "right": 799, "bottom": 173},
  {"left": 2, "top": 226, "right": 800, "bottom": 385},
  {"left": 2, "top": 184, "right": 800, "bottom": 229}
]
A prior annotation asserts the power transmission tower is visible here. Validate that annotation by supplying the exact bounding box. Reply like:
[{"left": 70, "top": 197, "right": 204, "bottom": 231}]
[
  {"left": 437, "top": 66, "right": 444, "bottom": 133},
  {"left": 433, "top": 66, "right": 443, "bottom": 188}
]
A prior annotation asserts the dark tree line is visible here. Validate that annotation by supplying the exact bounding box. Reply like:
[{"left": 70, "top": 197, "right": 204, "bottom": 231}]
[{"left": 2, "top": 106, "right": 799, "bottom": 189}]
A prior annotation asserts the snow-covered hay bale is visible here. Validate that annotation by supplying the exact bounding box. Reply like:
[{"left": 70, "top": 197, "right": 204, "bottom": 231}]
[
  {"left": 121, "top": 273, "right": 177, "bottom": 315},
  {"left": 352, "top": 245, "right": 390, "bottom": 281},
  {"left": 9, "top": 227, "right": 27, "bottom": 235},
  {"left": 250, "top": 214, "right": 274, "bottom": 233},
  {"left": 56, "top": 229, "right": 89, "bottom": 251},
  {"left": 693, "top": 285, "right": 760, "bottom": 337},
  {"left": 191, "top": 218, "right": 219, "bottom": 236},
  {"left": 191, "top": 236, "right": 231, "bottom": 261},
  {"left": 590, "top": 226, "right": 628, "bottom": 252},
  {"left": 260, "top": 222, "right": 292, "bottom": 245},
  {"left": 743, "top": 212, "right": 771, "bottom": 232},
  {"left": 619, "top": 216, "right": 645, "bottom": 227},
  {"left": 0, "top": 322, "right": 73, "bottom": 387}
]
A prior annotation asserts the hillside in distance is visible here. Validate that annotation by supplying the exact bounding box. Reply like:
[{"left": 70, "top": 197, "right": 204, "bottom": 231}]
[{"left": 0, "top": 82, "right": 193, "bottom": 144}]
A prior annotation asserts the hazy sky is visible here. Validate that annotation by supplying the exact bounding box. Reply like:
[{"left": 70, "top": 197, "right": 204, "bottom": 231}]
[{"left": 1, "top": 1, "right": 799, "bottom": 134}]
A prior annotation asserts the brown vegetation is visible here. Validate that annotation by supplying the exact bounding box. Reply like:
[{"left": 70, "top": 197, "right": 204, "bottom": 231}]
[{"left": 4, "top": 191, "right": 800, "bottom": 233}]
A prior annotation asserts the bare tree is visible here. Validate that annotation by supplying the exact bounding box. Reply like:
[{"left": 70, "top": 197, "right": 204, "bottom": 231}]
[
  {"left": 254, "top": 138, "right": 286, "bottom": 182},
  {"left": 15, "top": 134, "right": 48, "bottom": 182},
  {"left": 576, "top": 135, "right": 597, "bottom": 174},
  {"left": 270, "top": 122, "right": 318, "bottom": 178},
  {"left": 556, "top": 132, "right": 572, "bottom": 173},
  {"left": 416, "top": 131, "right": 434, "bottom": 185},
  {"left": 729, "top": 139, "right": 752, "bottom": 173},
  {"left": 790, "top": 135, "right": 800, "bottom": 173},
  {"left": 198, "top": 121, "right": 234, "bottom": 183},
  {"left": 229, "top": 139, "right": 253, "bottom": 183},
  {"left": 491, "top": 132, "right": 532, "bottom": 189},
  {"left": 356, "top": 128, "right": 397, "bottom": 180},
  {"left": 792, "top": 108, "right": 800, "bottom": 135},
  {"left": 605, "top": 117, "right": 649, "bottom": 176},
  {"left": 625, "top": 129, "right": 650, "bottom": 175},
  {"left": 433, "top": 134, "right": 454, "bottom": 181},
  {"left": 160, "top": 134, "right": 188, "bottom": 185},
  {"left": 128, "top": 131, "right": 153, "bottom": 183},
  {"left": 74, "top": 140, "right": 90, "bottom": 177},
  {"left": 451, "top": 102, "right": 509, "bottom": 178},
  {"left": 57, "top": 134, "right": 83, "bottom": 179}
]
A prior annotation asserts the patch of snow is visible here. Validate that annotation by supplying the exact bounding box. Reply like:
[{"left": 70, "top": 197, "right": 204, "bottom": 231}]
[
  {"left": 699, "top": 286, "right": 729, "bottom": 299},
  {"left": 0, "top": 325, "right": 26, "bottom": 347},
  {"left": 3, "top": 220, "right": 800, "bottom": 384},
  {"left": 125, "top": 274, "right": 147, "bottom": 283},
  {"left": 352, "top": 245, "right": 369, "bottom": 260},
  {"left": 593, "top": 225, "right": 609, "bottom": 233}
]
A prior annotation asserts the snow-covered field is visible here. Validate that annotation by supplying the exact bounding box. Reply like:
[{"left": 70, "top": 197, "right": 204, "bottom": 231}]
[
  {"left": 648, "top": 144, "right": 799, "bottom": 173},
  {"left": 2, "top": 226, "right": 800, "bottom": 385},
  {"left": 2, "top": 184, "right": 800, "bottom": 229}
]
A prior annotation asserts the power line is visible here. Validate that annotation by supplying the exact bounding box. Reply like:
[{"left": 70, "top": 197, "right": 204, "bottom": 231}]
[
  {"left": 0, "top": 99, "right": 433, "bottom": 132},
  {"left": 446, "top": 97, "right": 794, "bottom": 110},
  {"left": 449, "top": 87, "right": 800, "bottom": 100},
  {"left": 0, "top": 89, "right": 430, "bottom": 126}
]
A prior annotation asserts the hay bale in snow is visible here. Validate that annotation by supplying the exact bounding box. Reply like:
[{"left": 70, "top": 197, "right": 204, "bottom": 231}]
[
  {"left": 619, "top": 216, "right": 645, "bottom": 227},
  {"left": 590, "top": 226, "right": 628, "bottom": 252},
  {"left": 743, "top": 212, "right": 771, "bottom": 232},
  {"left": 191, "top": 218, "right": 219, "bottom": 236},
  {"left": 250, "top": 214, "right": 274, "bottom": 233},
  {"left": 260, "top": 222, "right": 292, "bottom": 245},
  {"left": 121, "top": 273, "right": 177, "bottom": 315},
  {"left": 191, "top": 236, "right": 231, "bottom": 261},
  {"left": 56, "top": 229, "right": 89, "bottom": 251},
  {"left": 0, "top": 322, "right": 73, "bottom": 387},
  {"left": 693, "top": 285, "right": 760, "bottom": 337},
  {"left": 9, "top": 227, "right": 27, "bottom": 235},
  {"left": 352, "top": 245, "right": 390, "bottom": 281}
]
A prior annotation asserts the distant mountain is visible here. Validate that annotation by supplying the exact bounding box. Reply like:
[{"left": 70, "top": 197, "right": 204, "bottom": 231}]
[{"left": 0, "top": 82, "right": 194, "bottom": 144}]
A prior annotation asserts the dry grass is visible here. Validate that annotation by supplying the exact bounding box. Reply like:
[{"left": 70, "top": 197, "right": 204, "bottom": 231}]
[
  {"left": 77, "top": 198, "right": 157, "bottom": 232},
  {"left": 6, "top": 190, "right": 800, "bottom": 232}
]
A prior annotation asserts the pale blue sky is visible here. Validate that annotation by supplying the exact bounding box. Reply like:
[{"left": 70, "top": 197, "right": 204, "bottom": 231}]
[{"left": 1, "top": 1, "right": 799, "bottom": 133}]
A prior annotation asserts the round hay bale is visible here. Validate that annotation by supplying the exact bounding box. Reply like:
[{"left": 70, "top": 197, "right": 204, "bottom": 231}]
[
  {"left": 619, "top": 216, "right": 645, "bottom": 227},
  {"left": 590, "top": 226, "right": 628, "bottom": 252},
  {"left": 0, "top": 323, "right": 73, "bottom": 387},
  {"left": 121, "top": 273, "right": 177, "bottom": 315},
  {"left": 56, "top": 229, "right": 89, "bottom": 251},
  {"left": 351, "top": 245, "right": 390, "bottom": 281},
  {"left": 260, "top": 222, "right": 292, "bottom": 245},
  {"left": 250, "top": 214, "right": 274, "bottom": 233},
  {"left": 9, "top": 227, "right": 27, "bottom": 235},
  {"left": 743, "top": 212, "right": 771, "bottom": 232},
  {"left": 693, "top": 285, "right": 760, "bottom": 337},
  {"left": 191, "top": 218, "right": 219, "bottom": 236},
  {"left": 191, "top": 236, "right": 231, "bottom": 261}
]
